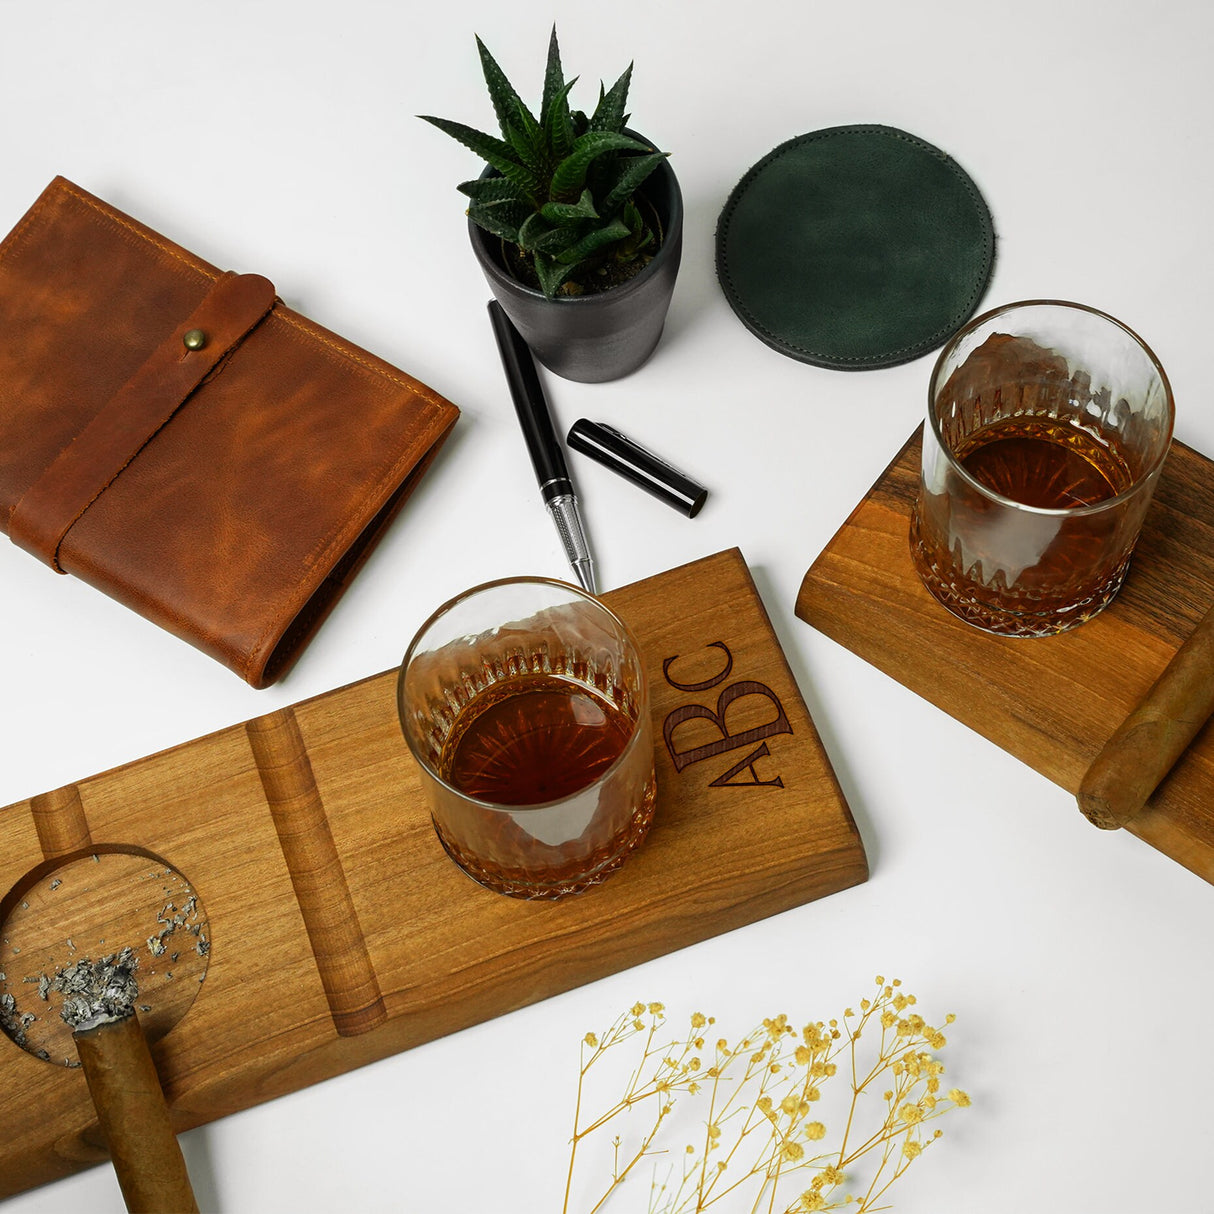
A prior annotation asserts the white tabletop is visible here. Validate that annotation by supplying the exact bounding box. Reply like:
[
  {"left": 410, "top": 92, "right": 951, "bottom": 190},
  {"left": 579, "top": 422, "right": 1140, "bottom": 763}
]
[{"left": 2, "top": 2, "right": 1212, "bottom": 1212}]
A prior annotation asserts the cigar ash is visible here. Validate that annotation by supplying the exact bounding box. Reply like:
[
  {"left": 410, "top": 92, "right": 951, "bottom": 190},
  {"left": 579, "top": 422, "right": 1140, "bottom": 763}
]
[
  {"left": 0, "top": 851, "right": 210, "bottom": 1066},
  {"left": 56, "top": 947, "right": 140, "bottom": 1032}
]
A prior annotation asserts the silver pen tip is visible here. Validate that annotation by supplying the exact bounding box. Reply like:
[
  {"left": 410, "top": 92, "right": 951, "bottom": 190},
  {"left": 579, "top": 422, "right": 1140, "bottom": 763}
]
[
  {"left": 572, "top": 558, "right": 597, "bottom": 596},
  {"left": 547, "top": 494, "right": 597, "bottom": 595}
]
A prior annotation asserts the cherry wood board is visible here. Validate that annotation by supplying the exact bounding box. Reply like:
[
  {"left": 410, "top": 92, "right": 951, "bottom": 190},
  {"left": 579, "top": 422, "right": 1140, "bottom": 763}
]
[
  {"left": 796, "top": 429, "right": 1214, "bottom": 883},
  {"left": 0, "top": 547, "right": 867, "bottom": 1198}
]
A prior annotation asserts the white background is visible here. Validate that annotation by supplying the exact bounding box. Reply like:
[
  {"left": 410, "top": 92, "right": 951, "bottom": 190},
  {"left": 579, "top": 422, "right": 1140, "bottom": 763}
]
[{"left": 2, "top": 1, "right": 1213, "bottom": 1211}]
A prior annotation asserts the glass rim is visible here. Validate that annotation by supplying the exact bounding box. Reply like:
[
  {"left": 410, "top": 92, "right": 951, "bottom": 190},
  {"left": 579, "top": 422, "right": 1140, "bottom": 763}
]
[
  {"left": 397, "top": 574, "right": 650, "bottom": 815},
  {"left": 926, "top": 298, "right": 1176, "bottom": 518}
]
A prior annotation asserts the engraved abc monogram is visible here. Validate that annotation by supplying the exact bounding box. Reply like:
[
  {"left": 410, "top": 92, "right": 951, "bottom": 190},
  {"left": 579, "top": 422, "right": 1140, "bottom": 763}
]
[{"left": 660, "top": 641, "right": 792, "bottom": 788}]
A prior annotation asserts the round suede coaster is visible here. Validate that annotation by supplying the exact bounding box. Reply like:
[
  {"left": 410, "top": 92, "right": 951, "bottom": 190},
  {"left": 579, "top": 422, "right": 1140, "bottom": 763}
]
[{"left": 715, "top": 125, "right": 995, "bottom": 370}]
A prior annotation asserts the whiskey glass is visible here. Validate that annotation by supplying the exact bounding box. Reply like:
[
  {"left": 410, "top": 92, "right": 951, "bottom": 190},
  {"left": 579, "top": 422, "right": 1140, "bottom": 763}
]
[
  {"left": 909, "top": 300, "right": 1174, "bottom": 636},
  {"left": 397, "top": 577, "right": 657, "bottom": 899}
]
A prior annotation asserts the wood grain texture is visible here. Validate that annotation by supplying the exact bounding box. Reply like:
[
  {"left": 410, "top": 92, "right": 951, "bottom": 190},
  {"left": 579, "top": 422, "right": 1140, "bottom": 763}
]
[
  {"left": 29, "top": 784, "right": 91, "bottom": 859},
  {"left": 246, "top": 708, "right": 387, "bottom": 1038},
  {"left": 0, "top": 548, "right": 867, "bottom": 1198},
  {"left": 796, "top": 429, "right": 1214, "bottom": 882}
]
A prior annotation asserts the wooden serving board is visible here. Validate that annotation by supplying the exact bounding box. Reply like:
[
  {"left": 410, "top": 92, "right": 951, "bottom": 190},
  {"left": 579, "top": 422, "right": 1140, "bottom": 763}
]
[
  {"left": 796, "top": 429, "right": 1214, "bottom": 883},
  {"left": 0, "top": 547, "right": 867, "bottom": 1199}
]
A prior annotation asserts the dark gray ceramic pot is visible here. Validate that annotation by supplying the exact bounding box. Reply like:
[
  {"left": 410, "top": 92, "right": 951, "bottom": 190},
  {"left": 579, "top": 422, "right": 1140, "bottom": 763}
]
[{"left": 469, "top": 150, "right": 683, "bottom": 383}]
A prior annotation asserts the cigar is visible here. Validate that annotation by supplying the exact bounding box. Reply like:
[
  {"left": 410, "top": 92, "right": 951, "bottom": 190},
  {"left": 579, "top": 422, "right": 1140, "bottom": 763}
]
[
  {"left": 1078, "top": 602, "right": 1214, "bottom": 829},
  {"left": 73, "top": 1007, "right": 199, "bottom": 1214}
]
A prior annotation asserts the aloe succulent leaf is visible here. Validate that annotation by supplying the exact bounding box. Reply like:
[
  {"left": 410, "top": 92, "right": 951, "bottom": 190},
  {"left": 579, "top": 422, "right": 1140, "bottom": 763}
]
[
  {"left": 553, "top": 217, "right": 632, "bottom": 265},
  {"left": 505, "top": 96, "right": 549, "bottom": 178},
  {"left": 457, "top": 176, "right": 529, "bottom": 203},
  {"left": 619, "top": 227, "right": 654, "bottom": 259},
  {"left": 508, "top": 95, "right": 542, "bottom": 145},
  {"left": 533, "top": 252, "right": 574, "bottom": 298},
  {"left": 517, "top": 211, "right": 555, "bottom": 249},
  {"left": 540, "top": 188, "right": 598, "bottom": 223},
  {"left": 480, "top": 196, "right": 533, "bottom": 226},
  {"left": 542, "top": 77, "right": 578, "bottom": 163},
  {"left": 517, "top": 209, "right": 590, "bottom": 256},
  {"left": 540, "top": 26, "right": 564, "bottom": 122},
  {"left": 599, "top": 151, "right": 667, "bottom": 214},
  {"left": 475, "top": 35, "right": 537, "bottom": 139},
  {"left": 612, "top": 201, "right": 654, "bottom": 258},
  {"left": 466, "top": 199, "right": 525, "bottom": 245},
  {"left": 550, "top": 131, "right": 648, "bottom": 199},
  {"left": 420, "top": 115, "right": 542, "bottom": 199},
  {"left": 588, "top": 64, "right": 633, "bottom": 133},
  {"left": 419, "top": 114, "right": 514, "bottom": 164},
  {"left": 526, "top": 225, "right": 584, "bottom": 255}
]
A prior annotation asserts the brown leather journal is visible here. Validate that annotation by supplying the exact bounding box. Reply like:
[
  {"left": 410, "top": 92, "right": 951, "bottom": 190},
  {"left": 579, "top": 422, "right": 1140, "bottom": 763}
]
[{"left": 0, "top": 177, "right": 459, "bottom": 686}]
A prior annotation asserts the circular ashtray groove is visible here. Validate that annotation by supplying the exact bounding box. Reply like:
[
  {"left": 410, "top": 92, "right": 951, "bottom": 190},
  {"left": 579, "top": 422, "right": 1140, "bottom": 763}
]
[{"left": 0, "top": 848, "right": 210, "bottom": 1067}]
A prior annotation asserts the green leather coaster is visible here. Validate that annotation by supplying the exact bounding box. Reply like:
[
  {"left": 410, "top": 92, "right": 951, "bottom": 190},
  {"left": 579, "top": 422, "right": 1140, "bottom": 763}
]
[{"left": 715, "top": 125, "right": 995, "bottom": 370}]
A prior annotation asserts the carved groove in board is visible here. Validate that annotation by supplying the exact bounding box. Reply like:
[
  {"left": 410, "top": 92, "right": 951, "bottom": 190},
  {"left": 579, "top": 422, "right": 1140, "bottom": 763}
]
[
  {"left": 30, "top": 784, "right": 92, "bottom": 859},
  {"left": 246, "top": 708, "right": 387, "bottom": 1037}
]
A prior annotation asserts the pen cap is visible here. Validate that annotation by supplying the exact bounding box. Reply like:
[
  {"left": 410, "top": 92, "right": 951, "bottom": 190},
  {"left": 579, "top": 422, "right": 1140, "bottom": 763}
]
[{"left": 567, "top": 420, "right": 708, "bottom": 518}]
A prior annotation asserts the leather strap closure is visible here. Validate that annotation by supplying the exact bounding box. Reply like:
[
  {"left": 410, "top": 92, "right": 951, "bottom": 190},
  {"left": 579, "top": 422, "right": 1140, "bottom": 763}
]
[{"left": 10, "top": 271, "right": 276, "bottom": 572}]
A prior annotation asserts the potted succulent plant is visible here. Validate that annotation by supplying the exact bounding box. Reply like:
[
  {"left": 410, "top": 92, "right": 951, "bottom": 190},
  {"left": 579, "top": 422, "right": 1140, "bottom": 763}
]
[{"left": 421, "top": 29, "right": 683, "bottom": 383}]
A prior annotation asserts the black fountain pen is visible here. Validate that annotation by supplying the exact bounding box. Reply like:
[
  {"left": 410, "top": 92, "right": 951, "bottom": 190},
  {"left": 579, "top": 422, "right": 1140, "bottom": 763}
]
[{"left": 487, "top": 300, "right": 597, "bottom": 595}]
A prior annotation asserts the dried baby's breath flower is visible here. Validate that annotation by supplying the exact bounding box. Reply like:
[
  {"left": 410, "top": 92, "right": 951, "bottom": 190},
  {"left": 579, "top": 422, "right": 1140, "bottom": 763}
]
[
  {"left": 563, "top": 976, "right": 972, "bottom": 1214},
  {"left": 781, "top": 1138, "right": 806, "bottom": 1162}
]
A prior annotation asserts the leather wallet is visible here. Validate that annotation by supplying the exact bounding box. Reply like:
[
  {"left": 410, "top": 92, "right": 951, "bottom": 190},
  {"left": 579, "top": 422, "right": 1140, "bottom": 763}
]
[{"left": 0, "top": 177, "right": 459, "bottom": 686}]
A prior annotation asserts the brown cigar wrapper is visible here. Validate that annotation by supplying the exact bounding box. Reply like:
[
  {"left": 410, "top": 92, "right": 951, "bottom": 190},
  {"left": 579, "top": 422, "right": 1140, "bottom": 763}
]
[
  {"left": 1078, "top": 603, "right": 1214, "bottom": 829},
  {"left": 73, "top": 1012, "right": 199, "bottom": 1214}
]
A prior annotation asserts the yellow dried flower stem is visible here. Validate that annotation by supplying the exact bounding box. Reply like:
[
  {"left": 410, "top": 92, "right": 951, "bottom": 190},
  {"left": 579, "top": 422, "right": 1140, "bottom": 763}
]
[
  {"left": 856, "top": 1125, "right": 947, "bottom": 1212},
  {"left": 566, "top": 1003, "right": 693, "bottom": 1213},
  {"left": 570, "top": 980, "right": 968, "bottom": 1214},
  {"left": 693, "top": 1029, "right": 809, "bottom": 1210},
  {"left": 583, "top": 1104, "right": 673, "bottom": 1214},
  {"left": 707, "top": 1055, "right": 840, "bottom": 1210},
  {"left": 835, "top": 977, "right": 960, "bottom": 1180},
  {"left": 836, "top": 989, "right": 888, "bottom": 1167},
  {"left": 838, "top": 1095, "right": 963, "bottom": 1172}
]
